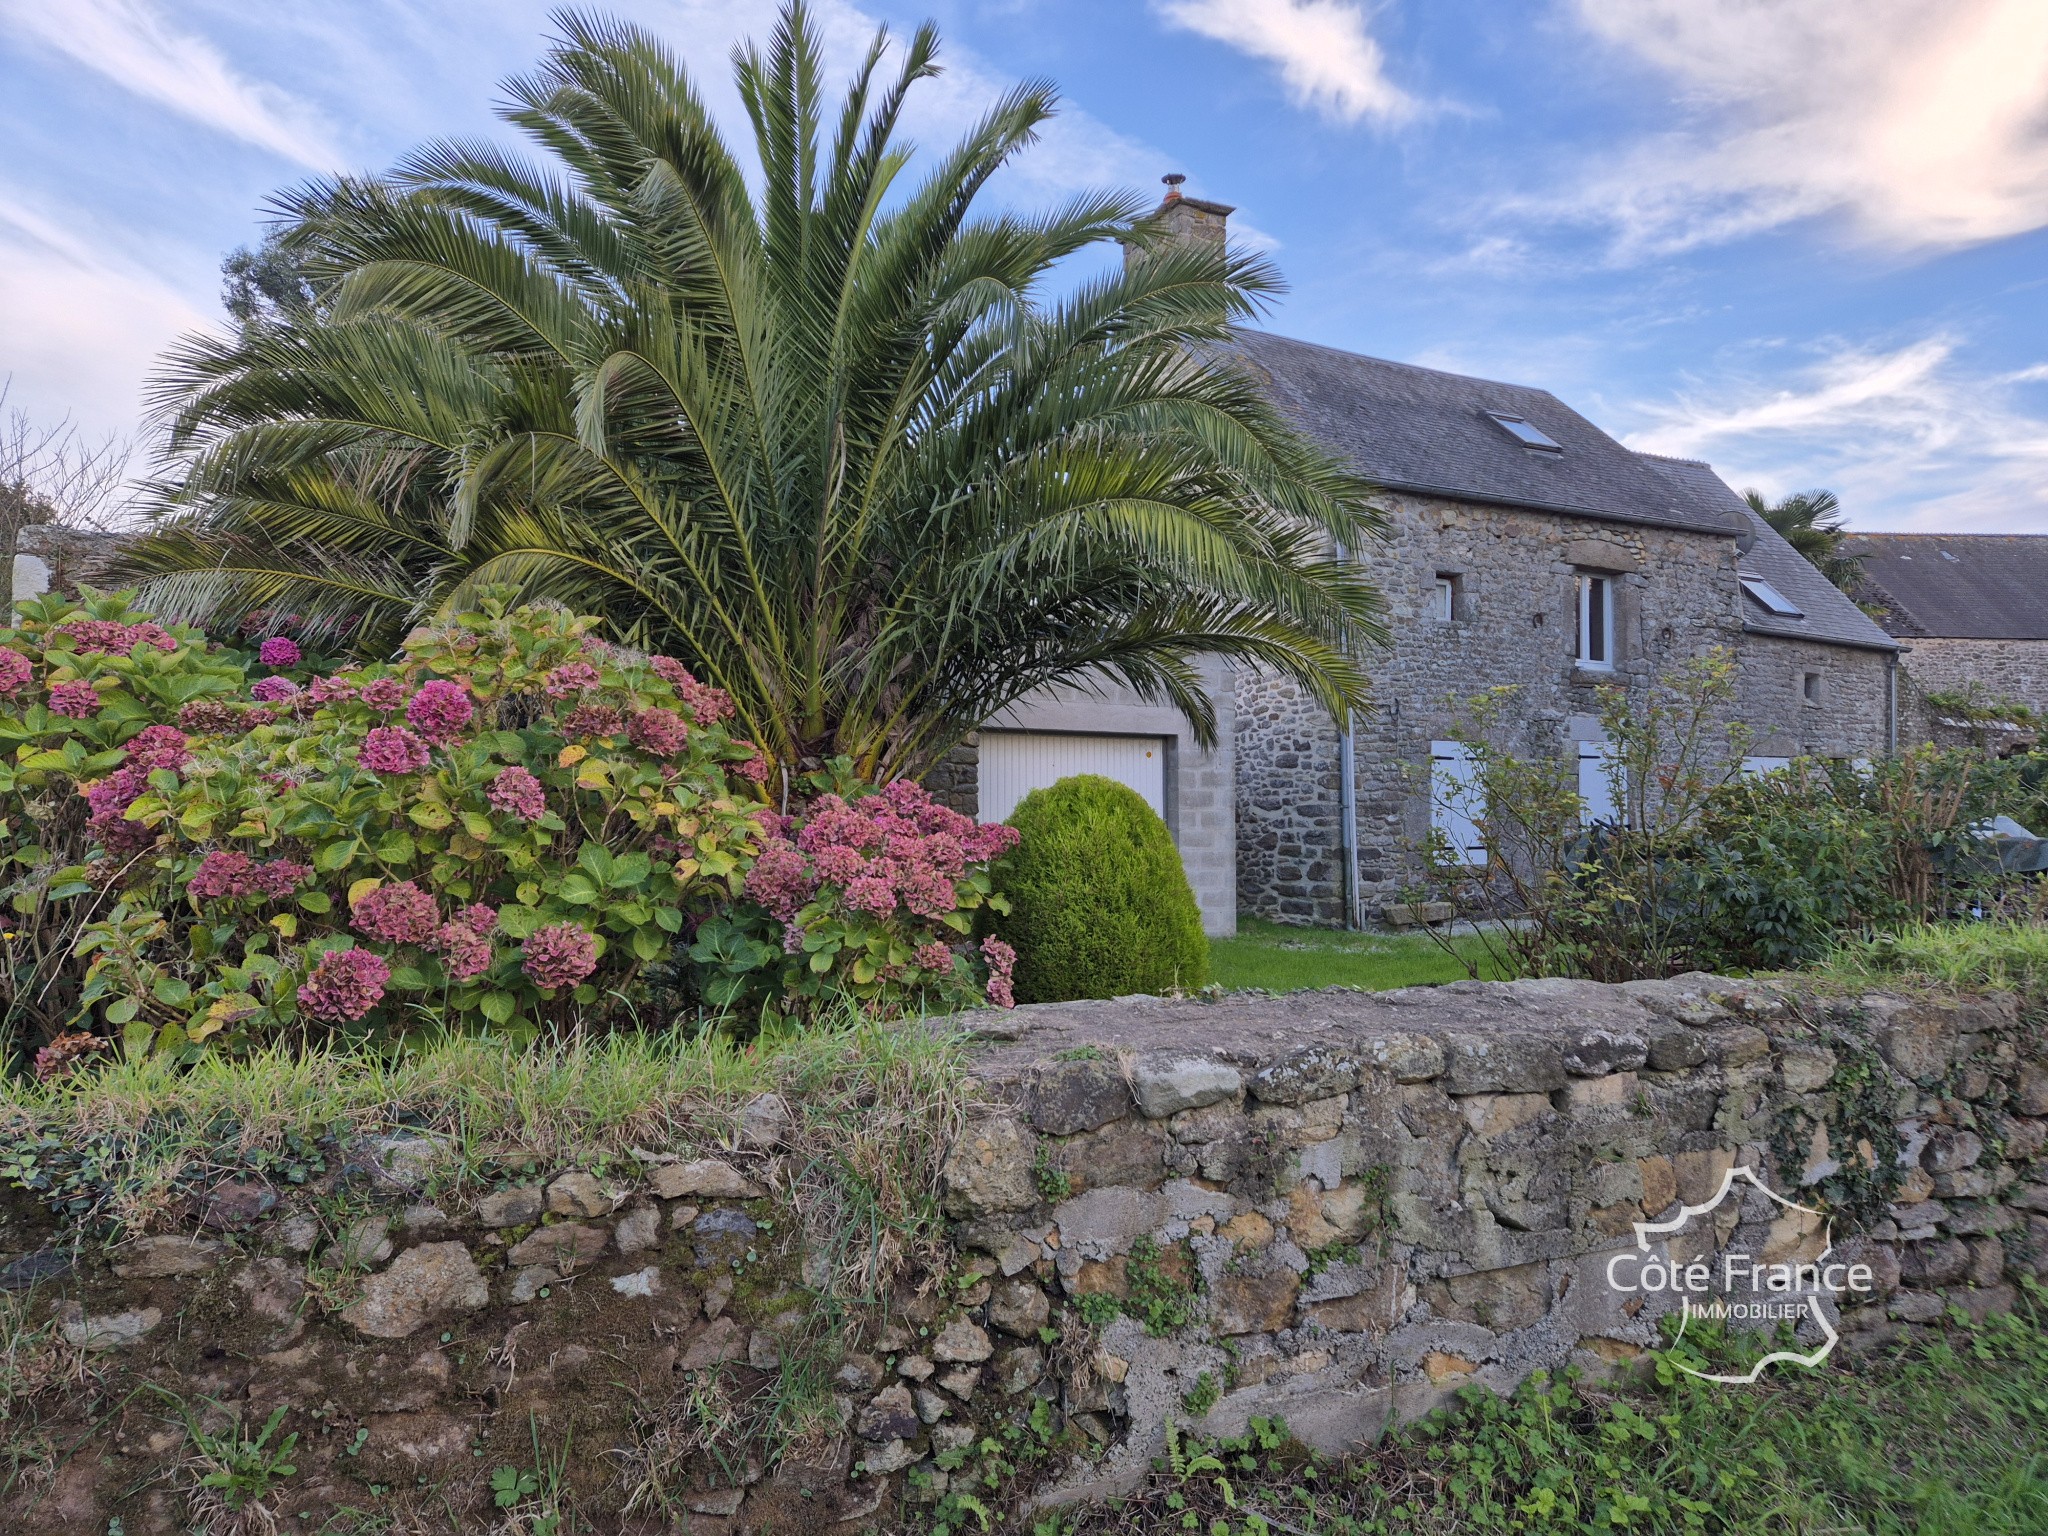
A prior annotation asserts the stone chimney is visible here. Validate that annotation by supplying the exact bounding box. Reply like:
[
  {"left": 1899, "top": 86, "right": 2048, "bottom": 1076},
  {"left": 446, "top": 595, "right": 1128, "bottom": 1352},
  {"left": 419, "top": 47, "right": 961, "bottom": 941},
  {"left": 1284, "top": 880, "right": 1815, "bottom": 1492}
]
[{"left": 1124, "top": 173, "right": 1234, "bottom": 269}]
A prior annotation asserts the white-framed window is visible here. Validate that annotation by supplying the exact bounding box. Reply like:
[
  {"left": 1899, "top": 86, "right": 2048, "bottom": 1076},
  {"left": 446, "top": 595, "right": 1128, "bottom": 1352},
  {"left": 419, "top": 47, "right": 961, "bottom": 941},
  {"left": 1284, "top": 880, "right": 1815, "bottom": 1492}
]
[
  {"left": 1575, "top": 573, "right": 1613, "bottom": 671},
  {"left": 1433, "top": 573, "right": 1463, "bottom": 622},
  {"left": 1430, "top": 740, "right": 1488, "bottom": 866},
  {"left": 1577, "top": 739, "right": 1619, "bottom": 827},
  {"left": 1741, "top": 756, "right": 1792, "bottom": 777}
]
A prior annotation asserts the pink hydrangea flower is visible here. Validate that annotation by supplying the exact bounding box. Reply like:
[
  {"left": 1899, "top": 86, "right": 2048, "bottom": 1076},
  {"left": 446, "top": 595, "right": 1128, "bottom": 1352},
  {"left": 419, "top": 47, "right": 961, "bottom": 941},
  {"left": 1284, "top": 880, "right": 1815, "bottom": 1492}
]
[
  {"left": 627, "top": 707, "right": 687, "bottom": 757},
  {"left": 357, "top": 677, "right": 408, "bottom": 712},
  {"left": 250, "top": 860, "right": 309, "bottom": 899},
  {"left": 350, "top": 880, "right": 440, "bottom": 945},
  {"left": 522, "top": 923, "right": 598, "bottom": 989},
  {"left": 406, "top": 679, "right": 473, "bottom": 744},
  {"left": 742, "top": 841, "right": 816, "bottom": 921},
  {"left": 731, "top": 743, "right": 770, "bottom": 783},
  {"left": 258, "top": 637, "right": 301, "bottom": 667},
  {"left": 48, "top": 680, "right": 99, "bottom": 719},
  {"left": 649, "top": 656, "right": 693, "bottom": 690},
  {"left": 486, "top": 766, "right": 546, "bottom": 821},
  {"left": 0, "top": 649, "right": 31, "bottom": 695},
  {"left": 433, "top": 921, "right": 493, "bottom": 981},
  {"left": 913, "top": 940, "right": 954, "bottom": 973},
  {"left": 307, "top": 674, "right": 357, "bottom": 705},
  {"left": 561, "top": 704, "right": 624, "bottom": 739},
  {"left": 542, "top": 661, "right": 602, "bottom": 698},
  {"left": 178, "top": 700, "right": 239, "bottom": 734},
  {"left": 299, "top": 947, "right": 390, "bottom": 1023},
  {"left": 981, "top": 935, "right": 1017, "bottom": 1009},
  {"left": 250, "top": 675, "right": 300, "bottom": 703},
  {"left": 457, "top": 903, "right": 498, "bottom": 934},
  {"left": 360, "top": 726, "right": 431, "bottom": 774},
  {"left": 83, "top": 765, "right": 154, "bottom": 854},
  {"left": 125, "top": 725, "right": 190, "bottom": 773},
  {"left": 55, "top": 620, "right": 175, "bottom": 657},
  {"left": 842, "top": 874, "right": 897, "bottom": 917}
]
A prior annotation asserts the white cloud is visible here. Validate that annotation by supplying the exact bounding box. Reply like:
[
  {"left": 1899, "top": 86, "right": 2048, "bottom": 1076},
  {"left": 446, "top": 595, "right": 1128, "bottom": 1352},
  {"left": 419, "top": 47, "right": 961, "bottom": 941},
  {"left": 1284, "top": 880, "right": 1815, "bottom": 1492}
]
[
  {"left": 1561, "top": 0, "right": 2048, "bottom": 254},
  {"left": 1151, "top": 0, "right": 1417, "bottom": 124},
  {"left": 0, "top": 188, "right": 214, "bottom": 457},
  {"left": 1623, "top": 337, "right": 2048, "bottom": 533},
  {"left": 0, "top": 0, "right": 340, "bottom": 168}
]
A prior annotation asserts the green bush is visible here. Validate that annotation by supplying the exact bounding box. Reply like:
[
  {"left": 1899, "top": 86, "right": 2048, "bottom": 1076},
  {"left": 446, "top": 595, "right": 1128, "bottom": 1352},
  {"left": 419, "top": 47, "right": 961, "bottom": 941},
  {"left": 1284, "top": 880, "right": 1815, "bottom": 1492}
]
[{"left": 994, "top": 775, "right": 1208, "bottom": 1002}]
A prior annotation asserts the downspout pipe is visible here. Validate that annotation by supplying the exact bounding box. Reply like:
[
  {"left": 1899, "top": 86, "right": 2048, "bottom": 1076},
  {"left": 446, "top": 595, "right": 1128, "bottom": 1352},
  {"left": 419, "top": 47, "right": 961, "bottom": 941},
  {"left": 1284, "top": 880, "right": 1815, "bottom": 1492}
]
[{"left": 1335, "top": 535, "right": 1363, "bottom": 930}]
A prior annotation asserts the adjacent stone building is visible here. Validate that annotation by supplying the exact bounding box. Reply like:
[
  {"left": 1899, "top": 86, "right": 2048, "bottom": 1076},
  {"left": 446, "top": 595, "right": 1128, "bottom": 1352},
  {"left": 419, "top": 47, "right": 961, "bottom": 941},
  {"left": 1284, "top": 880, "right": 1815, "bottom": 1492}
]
[{"left": 1846, "top": 533, "right": 2048, "bottom": 745}]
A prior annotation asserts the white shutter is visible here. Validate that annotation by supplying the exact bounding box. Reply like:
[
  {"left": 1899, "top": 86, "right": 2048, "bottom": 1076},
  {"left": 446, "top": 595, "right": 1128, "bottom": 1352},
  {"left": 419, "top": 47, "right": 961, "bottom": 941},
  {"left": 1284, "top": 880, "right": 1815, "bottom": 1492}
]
[
  {"left": 978, "top": 733, "right": 1167, "bottom": 824},
  {"left": 1430, "top": 741, "right": 1488, "bottom": 866},
  {"left": 1578, "top": 740, "right": 1619, "bottom": 826},
  {"left": 1741, "top": 756, "right": 1792, "bottom": 777}
]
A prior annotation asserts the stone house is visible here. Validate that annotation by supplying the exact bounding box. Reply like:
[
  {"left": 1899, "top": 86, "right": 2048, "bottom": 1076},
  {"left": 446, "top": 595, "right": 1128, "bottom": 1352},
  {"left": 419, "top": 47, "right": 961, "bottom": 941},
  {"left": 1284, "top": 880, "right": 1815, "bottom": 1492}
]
[
  {"left": 1229, "top": 328, "right": 1901, "bottom": 925},
  {"left": 936, "top": 188, "right": 1902, "bottom": 932},
  {"left": 1845, "top": 533, "right": 2048, "bottom": 745}
]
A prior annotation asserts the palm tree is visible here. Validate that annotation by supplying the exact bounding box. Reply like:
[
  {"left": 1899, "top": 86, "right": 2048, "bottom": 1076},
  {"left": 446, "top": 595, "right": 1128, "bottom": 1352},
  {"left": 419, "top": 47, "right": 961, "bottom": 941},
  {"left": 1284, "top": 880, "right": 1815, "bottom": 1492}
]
[
  {"left": 1742, "top": 487, "right": 1861, "bottom": 591},
  {"left": 116, "top": 4, "right": 1385, "bottom": 793}
]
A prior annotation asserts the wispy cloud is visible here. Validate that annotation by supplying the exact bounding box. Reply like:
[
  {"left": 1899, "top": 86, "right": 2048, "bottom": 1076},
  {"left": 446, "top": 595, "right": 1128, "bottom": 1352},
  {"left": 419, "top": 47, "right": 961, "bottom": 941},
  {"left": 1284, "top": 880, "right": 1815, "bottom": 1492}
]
[
  {"left": 0, "top": 0, "right": 340, "bottom": 168},
  {"left": 0, "top": 187, "right": 212, "bottom": 446},
  {"left": 1554, "top": 0, "right": 2048, "bottom": 256},
  {"left": 1151, "top": 0, "right": 1418, "bottom": 125},
  {"left": 1623, "top": 337, "right": 2048, "bottom": 532}
]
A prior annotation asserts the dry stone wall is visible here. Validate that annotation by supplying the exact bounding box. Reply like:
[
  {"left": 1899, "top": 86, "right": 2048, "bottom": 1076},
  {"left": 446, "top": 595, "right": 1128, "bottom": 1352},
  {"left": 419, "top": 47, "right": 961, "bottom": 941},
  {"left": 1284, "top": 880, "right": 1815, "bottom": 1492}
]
[
  {"left": 9, "top": 975, "right": 2046, "bottom": 1533},
  {"left": 942, "top": 974, "right": 2048, "bottom": 1506}
]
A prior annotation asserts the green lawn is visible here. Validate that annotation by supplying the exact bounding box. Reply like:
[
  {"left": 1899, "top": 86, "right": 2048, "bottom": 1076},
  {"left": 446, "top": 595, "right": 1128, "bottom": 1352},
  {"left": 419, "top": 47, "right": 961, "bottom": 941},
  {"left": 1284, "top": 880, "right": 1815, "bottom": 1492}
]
[{"left": 1209, "top": 917, "right": 1507, "bottom": 993}]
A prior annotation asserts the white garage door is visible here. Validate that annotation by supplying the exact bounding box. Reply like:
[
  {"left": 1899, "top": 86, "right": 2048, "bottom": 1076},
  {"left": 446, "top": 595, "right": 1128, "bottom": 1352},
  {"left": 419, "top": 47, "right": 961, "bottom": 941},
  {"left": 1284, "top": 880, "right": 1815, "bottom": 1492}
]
[{"left": 978, "top": 732, "right": 1167, "bottom": 824}]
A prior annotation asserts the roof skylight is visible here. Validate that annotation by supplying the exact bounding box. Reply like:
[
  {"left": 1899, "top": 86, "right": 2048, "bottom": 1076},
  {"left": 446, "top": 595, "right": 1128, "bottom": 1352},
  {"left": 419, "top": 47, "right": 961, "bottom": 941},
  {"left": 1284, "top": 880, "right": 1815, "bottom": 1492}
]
[
  {"left": 1739, "top": 576, "right": 1804, "bottom": 617},
  {"left": 1484, "top": 412, "right": 1562, "bottom": 453}
]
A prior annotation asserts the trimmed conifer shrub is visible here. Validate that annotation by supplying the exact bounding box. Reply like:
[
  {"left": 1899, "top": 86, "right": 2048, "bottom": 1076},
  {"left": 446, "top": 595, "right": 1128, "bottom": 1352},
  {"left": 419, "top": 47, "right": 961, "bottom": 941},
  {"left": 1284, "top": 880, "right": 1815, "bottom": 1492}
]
[{"left": 995, "top": 775, "right": 1210, "bottom": 1003}]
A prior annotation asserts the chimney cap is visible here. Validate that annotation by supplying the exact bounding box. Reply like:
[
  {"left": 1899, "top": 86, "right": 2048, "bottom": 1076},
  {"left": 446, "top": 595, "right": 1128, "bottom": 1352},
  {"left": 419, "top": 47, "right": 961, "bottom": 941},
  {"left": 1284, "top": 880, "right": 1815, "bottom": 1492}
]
[{"left": 1162, "top": 172, "right": 1186, "bottom": 200}]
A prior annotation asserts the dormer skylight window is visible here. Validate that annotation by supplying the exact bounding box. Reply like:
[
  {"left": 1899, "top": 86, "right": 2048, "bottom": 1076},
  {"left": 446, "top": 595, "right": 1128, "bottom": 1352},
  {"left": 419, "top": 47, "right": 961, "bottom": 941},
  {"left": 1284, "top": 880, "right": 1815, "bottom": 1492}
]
[
  {"left": 1739, "top": 575, "right": 1803, "bottom": 617},
  {"left": 1485, "top": 412, "right": 1562, "bottom": 453}
]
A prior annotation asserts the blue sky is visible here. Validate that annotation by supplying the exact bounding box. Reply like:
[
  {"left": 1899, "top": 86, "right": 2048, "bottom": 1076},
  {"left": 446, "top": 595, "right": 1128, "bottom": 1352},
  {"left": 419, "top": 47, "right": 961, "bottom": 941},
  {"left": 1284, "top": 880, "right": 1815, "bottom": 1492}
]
[{"left": 3, "top": 0, "right": 2045, "bottom": 532}]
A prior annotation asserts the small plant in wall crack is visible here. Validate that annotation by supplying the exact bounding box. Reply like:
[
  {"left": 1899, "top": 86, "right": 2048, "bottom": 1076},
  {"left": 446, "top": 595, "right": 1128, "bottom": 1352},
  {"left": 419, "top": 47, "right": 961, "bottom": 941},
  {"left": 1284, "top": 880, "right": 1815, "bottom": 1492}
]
[
  {"left": 1032, "top": 1148, "right": 1073, "bottom": 1203},
  {"left": 491, "top": 1414, "right": 574, "bottom": 1535},
  {"left": 170, "top": 1396, "right": 299, "bottom": 1532}
]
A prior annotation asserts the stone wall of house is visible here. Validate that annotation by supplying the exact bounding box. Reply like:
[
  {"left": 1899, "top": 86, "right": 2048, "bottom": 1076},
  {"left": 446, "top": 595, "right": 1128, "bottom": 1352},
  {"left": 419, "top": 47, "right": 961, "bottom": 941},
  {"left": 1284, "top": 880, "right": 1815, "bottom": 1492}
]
[
  {"left": 945, "top": 974, "right": 2048, "bottom": 1507},
  {"left": 1236, "top": 493, "right": 1895, "bottom": 924},
  {"left": 922, "top": 736, "right": 982, "bottom": 817},
  {"left": 1735, "top": 633, "right": 1894, "bottom": 761}
]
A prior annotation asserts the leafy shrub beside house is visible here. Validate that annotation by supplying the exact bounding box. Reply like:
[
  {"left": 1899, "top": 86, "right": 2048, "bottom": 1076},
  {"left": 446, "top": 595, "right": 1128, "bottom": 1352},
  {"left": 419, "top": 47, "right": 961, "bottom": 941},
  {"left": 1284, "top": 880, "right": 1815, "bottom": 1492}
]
[
  {"left": 994, "top": 774, "right": 1209, "bottom": 1003},
  {"left": 0, "top": 589, "right": 1016, "bottom": 1066}
]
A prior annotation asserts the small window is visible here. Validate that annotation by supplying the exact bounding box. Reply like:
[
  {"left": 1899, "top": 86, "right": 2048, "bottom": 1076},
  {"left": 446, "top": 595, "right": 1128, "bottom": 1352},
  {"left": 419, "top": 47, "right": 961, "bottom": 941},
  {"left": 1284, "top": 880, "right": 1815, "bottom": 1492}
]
[
  {"left": 1485, "top": 411, "right": 1562, "bottom": 453},
  {"left": 1434, "top": 573, "right": 1462, "bottom": 622},
  {"left": 1803, "top": 671, "right": 1823, "bottom": 705},
  {"left": 1739, "top": 576, "right": 1804, "bottom": 617},
  {"left": 1576, "top": 574, "right": 1613, "bottom": 671}
]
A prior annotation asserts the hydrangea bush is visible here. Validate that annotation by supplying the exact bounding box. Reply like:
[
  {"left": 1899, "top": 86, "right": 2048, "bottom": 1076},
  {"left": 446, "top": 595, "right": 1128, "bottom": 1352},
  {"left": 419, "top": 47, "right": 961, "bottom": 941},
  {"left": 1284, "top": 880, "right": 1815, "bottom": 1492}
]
[
  {"left": 687, "top": 772, "right": 1019, "bottom": 1024},
  {"left": 0, "top": 590, "right": 1017, "bottom": 1064}
]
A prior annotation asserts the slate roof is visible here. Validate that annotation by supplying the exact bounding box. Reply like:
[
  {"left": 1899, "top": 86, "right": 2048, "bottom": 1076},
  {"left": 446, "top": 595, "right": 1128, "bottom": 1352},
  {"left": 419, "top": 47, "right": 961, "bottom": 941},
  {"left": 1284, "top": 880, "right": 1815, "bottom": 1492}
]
[
  {"left": 1840, "top": 534, "right": 2048, "bottom": 640},
  {"left": 1232, "top": 330, "right": 1735, "bottom": 536},
  {"left": 1635, "top": 455, "right": 1900, "bottom": 653},
  {"left": 1232, "top": 329, "right": 1898, "bottom": 653}
]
